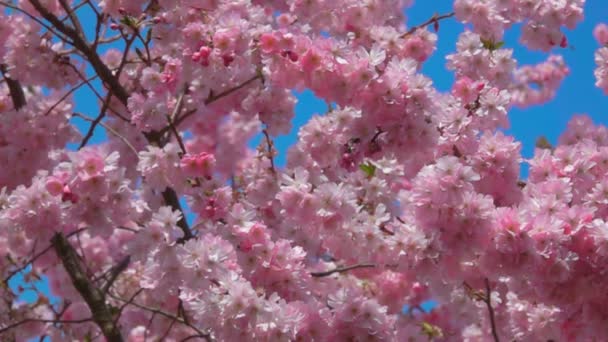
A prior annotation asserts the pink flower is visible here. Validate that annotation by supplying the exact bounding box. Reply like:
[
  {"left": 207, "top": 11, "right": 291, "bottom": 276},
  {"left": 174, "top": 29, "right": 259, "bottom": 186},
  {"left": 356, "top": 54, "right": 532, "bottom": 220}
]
[
  {"left": 260, "top": 33, "right": 280, "bottom": 53},
  {"left": 78, "top": 153, "right": 105, "bottom": 181},
  {"left": 45, "top": 177, "right": 63, "bottom": 196},
  {"left": 180, "top": 152, "right": 216, "bottom": 178}
]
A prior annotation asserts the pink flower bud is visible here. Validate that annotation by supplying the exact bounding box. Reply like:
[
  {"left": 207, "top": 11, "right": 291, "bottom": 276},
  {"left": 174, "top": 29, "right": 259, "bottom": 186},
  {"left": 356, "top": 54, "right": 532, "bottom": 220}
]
[
  {"left": 222, "top": 54, "right": 234, "bottom": 67},
  {"left": 281, "top": 50, "right": 299, "bottom": 62},
  {"left": 260, "top": 33, "right": 279, "bottom": 53},
  {"left": 45, "top": 178, "right": 64, "bottom": 196},
  {"left": 61, "top": 185, "right": 78, "bottom": 204},
  {"left": 595, "top": 24, "right": 608, "bottom": 45},
  {"left": 301, "top": 49, "right": 322, "bottom": 73}
]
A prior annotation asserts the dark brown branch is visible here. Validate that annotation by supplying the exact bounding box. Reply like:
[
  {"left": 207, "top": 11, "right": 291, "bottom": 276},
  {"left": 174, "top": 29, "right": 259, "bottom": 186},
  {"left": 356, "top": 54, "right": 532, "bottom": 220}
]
[
  {"left": 173, "top": 73, "right": 263, "bottom": 127},
  {"left": 164, "top": 188, "right": 194, "bottom": 243},
  {"left": 0, "top": 64, "right": 26, "bottom": 110},
  {"left": 463, "top": 280, "right": 501, "bottom": 342},
  {"left": 62, "top": 58, "right": 130, "bottom": 123},
  {"left": 310, "top": 263, "right": 376, "bottom": 277},
  {"left": 73, "top": 112, "right": 138, "bottom": 156},
  {"left": 112, "top": 288, "right": 143, "bottom": 326},
  {"left": 3, "top": 228, "right": 87, "bottom": 285},
  {"left": 484, "top": 278, "right": 500, "bottom": 342},
  {"left": 0, "top": 1, "right": 69, "bottom": 41},
  {"left": 262, "top": 129, "right": 276, "bottom": 174},
  {"left": 205, "top": 73, "right": 262, "bottom": 105},
  {"left": 101, "top": 255, "right": 131, "bottom": 294},
  {"left": 79, "top": 91, "right": 112, "bottom": 149},
  {"left": 51, "top": 232, "right": 124, "bottom": 342},
  {"left": 58, "top": 0, "right": 85, "bottom": 38},
  {"left": 44, "top": 73, "right": 99, "bottom": 116},
  {"left": 28, "top": 0, "right": 130, "bottom": 105},
  {"left": 167, "top": 90, "right": 187, "bottom": 154},
  {"left": 401, "top": 12, "right": 455, "bottom": 37}
]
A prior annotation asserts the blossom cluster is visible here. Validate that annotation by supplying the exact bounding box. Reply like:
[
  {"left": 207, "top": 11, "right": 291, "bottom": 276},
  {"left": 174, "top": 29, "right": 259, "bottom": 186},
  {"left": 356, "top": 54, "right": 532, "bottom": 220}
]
[{"left": 2, "top": 0, "right": 608, "bottom": 341}]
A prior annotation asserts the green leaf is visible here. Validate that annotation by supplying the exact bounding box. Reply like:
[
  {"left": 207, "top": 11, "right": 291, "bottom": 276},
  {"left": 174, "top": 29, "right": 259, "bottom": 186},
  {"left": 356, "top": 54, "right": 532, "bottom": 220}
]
[
  {"left": 480, "top": 38, "right": 505, "bottom": 51},
  {"left": 535, "top": 136, "right": 553, "bottom": 150},
  {"left": 359, "top": 162, "right": 376, "bottom": 178},
  {"left": 420, "top": 322, "right": 444, "bottom": 339}
]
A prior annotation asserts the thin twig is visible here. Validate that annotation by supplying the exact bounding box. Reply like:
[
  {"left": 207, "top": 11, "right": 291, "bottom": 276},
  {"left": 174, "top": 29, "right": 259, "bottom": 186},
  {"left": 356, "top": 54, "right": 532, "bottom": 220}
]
[
  {"left": 107, "top": 292, "right": 212, "bottom": 341},
  {"left": 101, "top": 255, "right": 131, "bottom": 294},
  {"left": 111, "top": 288, "right": 143, "bottom": 326},
  {"left": 3, "top": 228, "right": 87, "bottom": 285},
  {"left": 261, "top": 129, "right": 276, "bottom": 174},
  {"left": 401, "top": 12, "right": 455, "bottom": 37},
  {"left": 310, "top": 263, "right": 376, "bottom": 277},
  {"left": 167, "top": 90, "right": 187, "bottom": 154},
  {"left": 79, "top": 91, "right": 112, "bottom": 149},
  {"left": 0, "top": 1, "right": 70, "bottom": 42},
  {"left": 44, "top": 73, "right": 99, "bottom": 116},
  {"left": 73, "top": 112, "right": 139, "bottom": 156},
  {"left": 173, "top": 73, "right": 263, "bottom": 127},
  {"left": 28, "top": 0, "right": 131, "bottom": 105},
  {"left": 0, "top": 317, "right": 93, "bottom": 335}
]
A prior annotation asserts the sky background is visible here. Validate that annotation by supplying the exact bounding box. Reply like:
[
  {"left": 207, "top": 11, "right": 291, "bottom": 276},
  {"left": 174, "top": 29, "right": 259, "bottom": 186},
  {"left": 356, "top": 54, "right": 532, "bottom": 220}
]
[{"left": 9, "top": 0, "right": 608, "bottom": 323}]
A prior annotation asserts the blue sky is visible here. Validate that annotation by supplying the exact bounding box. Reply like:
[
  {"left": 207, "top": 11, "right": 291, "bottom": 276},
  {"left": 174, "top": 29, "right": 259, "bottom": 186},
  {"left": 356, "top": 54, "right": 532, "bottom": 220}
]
[{"left": 10, "top": 0, "right": 608, "bottom": 318}]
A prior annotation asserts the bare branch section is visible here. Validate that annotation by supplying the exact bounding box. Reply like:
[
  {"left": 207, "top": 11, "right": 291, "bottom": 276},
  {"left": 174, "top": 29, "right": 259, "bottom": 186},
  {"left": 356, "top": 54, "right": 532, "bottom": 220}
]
[
  {"left": 401, "top": 12, "right": 455, "bottom": 37},
  {"left": 165, "top": 188, "right": 194, "bottom": 243},
  {"left": 463, "top": 279, "right": 501, "bottom": 342},
  {"left": 0, "top": 317, "right": 92, "bottom": 335},
  {"left": 0, "top": 64, "right": 26, "bottom": 110},
  {"left": 262, "top": 129, "right": 277, "bottom": 175},
  {"left": 51, "top": 232, "right": 124, "bottom": 342},
  {"left": 28, "top": 0, "right": 130, "bottom": 105},
  {"left": 73, "top": 112, "right": 138, "bottom": 156},
  {"left": 484, "top": 278, "right": 501, "bottom": 342},
  {"left": 310, "top": 263, "right": 376, "bottom": 277},
  {"left": 79, "top": 91, "right": 112, "bottom": 150}
]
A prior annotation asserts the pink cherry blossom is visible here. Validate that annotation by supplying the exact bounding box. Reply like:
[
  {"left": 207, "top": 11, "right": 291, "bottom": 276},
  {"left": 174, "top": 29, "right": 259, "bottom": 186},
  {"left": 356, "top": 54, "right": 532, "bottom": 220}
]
[{"left": 2, "top": 0, "right": 608, "bottom": 341}]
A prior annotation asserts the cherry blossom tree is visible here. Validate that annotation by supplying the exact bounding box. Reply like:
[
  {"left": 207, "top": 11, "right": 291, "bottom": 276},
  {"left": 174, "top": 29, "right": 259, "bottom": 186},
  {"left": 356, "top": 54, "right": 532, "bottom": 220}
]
[{"left": 0, "top": 0, "right": 606, "bottom": 341}]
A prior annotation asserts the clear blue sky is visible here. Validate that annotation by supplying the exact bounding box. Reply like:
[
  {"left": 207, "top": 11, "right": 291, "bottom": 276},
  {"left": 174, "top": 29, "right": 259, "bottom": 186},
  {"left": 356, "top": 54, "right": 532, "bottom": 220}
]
[{"left": 11, "top": 0, "right": 608, "bottom": 314}]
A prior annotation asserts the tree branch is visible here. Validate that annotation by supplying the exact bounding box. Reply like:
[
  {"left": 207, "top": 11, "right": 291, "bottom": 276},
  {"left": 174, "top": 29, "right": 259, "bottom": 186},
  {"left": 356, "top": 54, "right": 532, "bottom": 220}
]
[
  {"left": 0, "top": 64, "right": 26, "bottom": 110},
  {"left": 261, "top": 129, "right": 276, "bottom": 175},
  {"left": 165, "top": 188, "right": 194, "bottom": 243},
  {"left": 0, "top": 317, "right": 93, "bottom": 335},
  {"left": 28, "top": 0, "right": 130, "bottom": 105},
  {"left": 463, "top": 279, "right": 501, "bottom": 342},
  {"left": 78, "top": 91, "right": 112, "bottom": 149},
  {"left": 3, "top": 228, "right": 87, "bottom": 285},
  {"left": 484, "top": 278, "right": 500, "bottom": 342},
  {"left": 173, "top": 73, "right": 263, "bottom": 127},
  {"left": 51, "top": 232, "right": 124, "bottom": 342},
  {"left": 167, "top": 90, "right": 187, "bottom": 154},
  {"left": 107, "top": 291, "right": 212, "bottom": 341},
  {"left": 401, "top": 12, "right": 455, "bottom": 37},
  {"left": 73, "top": 112, "right": 138, "bottom": 156},
  {"left": 310, "top": 263, "right": 376, "bottom": 277},
  {"left": 101, "top": 255, "right": 131, "bottom": 294}
]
